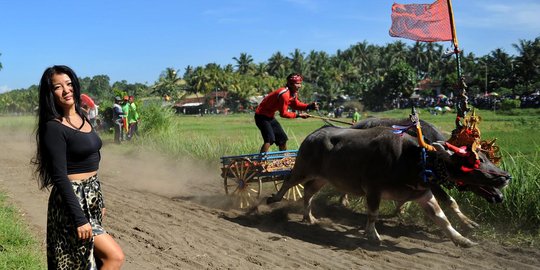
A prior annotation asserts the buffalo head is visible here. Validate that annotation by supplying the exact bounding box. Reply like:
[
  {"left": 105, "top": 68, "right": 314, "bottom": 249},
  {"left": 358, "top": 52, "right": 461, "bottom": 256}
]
[{"left": 431, "top": 142, "right": 511, "bottom": 203}]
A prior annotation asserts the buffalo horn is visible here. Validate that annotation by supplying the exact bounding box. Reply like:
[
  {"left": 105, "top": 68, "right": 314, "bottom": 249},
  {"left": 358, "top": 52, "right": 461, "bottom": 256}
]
[{"left": 445, "top": 142, "right": 469, "bottom": 157}]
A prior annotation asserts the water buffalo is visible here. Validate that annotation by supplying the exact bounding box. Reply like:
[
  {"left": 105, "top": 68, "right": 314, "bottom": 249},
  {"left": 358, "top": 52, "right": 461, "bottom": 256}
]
[
  {"left": 352, "top": 117, "right": 447, "bottom": 142},
  {"left": 267, "top": 126, "right": 511, "bottom": 247},
  {"left": 349, "top": 117, "right": 479, "bottom": 229}
]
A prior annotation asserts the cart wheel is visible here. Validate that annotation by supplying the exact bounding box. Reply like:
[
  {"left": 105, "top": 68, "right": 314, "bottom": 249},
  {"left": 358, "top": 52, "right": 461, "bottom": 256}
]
[
  {"left": 274, "top": 180, "right": 304, "bottom": 201},
  {"left": 224, "top": 158, "right": 262, "bottom": 209}
]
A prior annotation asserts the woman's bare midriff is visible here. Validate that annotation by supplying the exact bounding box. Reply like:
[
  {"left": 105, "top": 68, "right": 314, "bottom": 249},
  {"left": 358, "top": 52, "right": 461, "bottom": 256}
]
[{"left": 68, "top": 171, "right": 98, "bottom": 181}]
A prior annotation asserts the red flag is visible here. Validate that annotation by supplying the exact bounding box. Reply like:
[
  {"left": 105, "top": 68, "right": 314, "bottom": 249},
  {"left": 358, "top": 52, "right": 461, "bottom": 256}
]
[{"left": 389, "top": 0, "right": 452, "bottom": 42}]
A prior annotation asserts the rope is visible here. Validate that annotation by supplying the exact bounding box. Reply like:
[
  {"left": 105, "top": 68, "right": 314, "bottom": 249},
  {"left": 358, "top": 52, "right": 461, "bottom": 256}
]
[
  {"left": 307, "top": 114, "right": 353, "bottom": 126},
  {"left": 313, "top": 107, "right": 336, "bottom": 126}
]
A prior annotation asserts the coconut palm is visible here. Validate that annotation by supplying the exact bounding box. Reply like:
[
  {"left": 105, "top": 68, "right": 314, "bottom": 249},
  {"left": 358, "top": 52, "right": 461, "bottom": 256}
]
[
  {"left": 485, "top": 48, "right": 515, "bottom": 90},
  {"left": 289, "top": 48, "right": 306, "bottom": 74},
  {"left": 152, "top": 67, "right": 185, "bottom": 98},
  {"left": 513, "top": 38, "right": 540, "bottom": 90},
  {"left": 224, "top": 64, "right": 234, "bottom": 73},
  {"left": 254, "top": 62, "right": 269, "bottom": 78},
  {"left": 267, "top": 51, "right": 290, "bottom": 78},
  {"left": 233, "top": 53, "right": 254, "bottom": 75},
  {"left": 305, "top": 50, "right": 331, "bottom": 85},
  {"left": 408, "top": 42, "right": 428, "bottom": 78},
  {"left": 347, "top": 40, "right": 371, "bottom": 73}
]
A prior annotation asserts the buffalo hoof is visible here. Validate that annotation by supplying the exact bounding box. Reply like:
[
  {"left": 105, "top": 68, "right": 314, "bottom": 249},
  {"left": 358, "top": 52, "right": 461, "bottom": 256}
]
[
  {"left": 462, "top": 219, "right": 480, "bottom": 230},
  {"left": 453, "top": 237, "right": 478, "bottom": 248},
  {"left": 339, "top": 194, "right": 350, "bottom": 208},
  {"left": 302, "top": 213, "right": 317, "bottom": 224},
  {"left": 366, "top": 237, "right": 382, "bottom": 246},
  {"left": 365, "top": 230, "right": 382, "bottom": 244},
  {"left": 266, "top": 195, "right": 280, "bottom": 205},
  {"left": 392, "top": 202, "right": 410, "bottom": 216}
]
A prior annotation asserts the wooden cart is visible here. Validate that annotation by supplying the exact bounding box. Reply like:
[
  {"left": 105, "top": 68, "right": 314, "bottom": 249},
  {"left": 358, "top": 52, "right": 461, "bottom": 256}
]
[{"left": 220, "top": 150, "right": 304, "bottom": 208}]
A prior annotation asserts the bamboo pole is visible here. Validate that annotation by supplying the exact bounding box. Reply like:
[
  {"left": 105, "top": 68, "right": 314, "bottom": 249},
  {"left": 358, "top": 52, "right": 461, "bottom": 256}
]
[
  {"left": 447, "top": 0, "right": 458, "bottom": 49},
  {"left": 307, "top": 114, "right": 353, "bottom": 126},
  {"left": 447, "top": 0, "right": 470, "bottom": 126}
]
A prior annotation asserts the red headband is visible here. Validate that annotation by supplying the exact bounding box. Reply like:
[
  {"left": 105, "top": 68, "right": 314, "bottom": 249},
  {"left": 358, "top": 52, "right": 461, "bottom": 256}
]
[{"left": 288, "top": 74, "right": 303, "bottom": 84}]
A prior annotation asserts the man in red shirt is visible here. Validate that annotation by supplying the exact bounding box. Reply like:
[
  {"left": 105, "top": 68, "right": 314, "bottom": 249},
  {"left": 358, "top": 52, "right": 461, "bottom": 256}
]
[{"left": 255, "top": 73, "right": 318, "bottom": 153}]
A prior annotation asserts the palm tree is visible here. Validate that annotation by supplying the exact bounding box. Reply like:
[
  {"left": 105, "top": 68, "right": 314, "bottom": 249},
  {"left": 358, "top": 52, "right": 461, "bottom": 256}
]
[
  {"left": 233, "top": 53, "right": 254, "bottom": 75},
  {"left": 408, "top": 42, "right": 428, "bottom": 78},
  {"left": 486, "top": 48, "right": 515, "bottom": 90},
  {"left": 267, "top": 51, "right": 290, "bottom": 78},
  {"left": 351, "top": 41, "right": 373, "bottom": 73},
  {"left": 183, "top": 65, "right": 194, "bottom": 79},
  {"left": 513, "top": 38, "right": 540, "bottom": 91},
  {"left": 305, "top": 50, "right": 331, "bottom": 85},
  {"left": 152, "top": 67, "right": 185, "bottom": 98},
  {"left": 424, "top": 42, "right": 443, "bottom": 78},
  {"left": 289, "top": 48, "right": 306, "bottom": 74},
  {"left": 253, "top": 62, "right": 269, "bottom": 78},
  {"left": 381, "top": 41, "right": 407, "bottom": 69},
  {"left": 223, "top": 64, "right": 234, "bottom": 73}
]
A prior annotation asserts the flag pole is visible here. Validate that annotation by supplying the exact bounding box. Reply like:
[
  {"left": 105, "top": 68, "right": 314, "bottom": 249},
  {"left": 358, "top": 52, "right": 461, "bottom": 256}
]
[
  {"left": 446, "top": 0, "right": 469, "bottom": 128},
  {"left": 447, "top": 0, "right": 458, "bottom": 49}
]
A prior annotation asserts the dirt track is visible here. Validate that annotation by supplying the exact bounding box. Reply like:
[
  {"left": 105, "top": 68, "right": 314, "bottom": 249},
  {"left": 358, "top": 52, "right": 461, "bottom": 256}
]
[{"left": 1, "top": 126, "right": 539, "bottom": 270}]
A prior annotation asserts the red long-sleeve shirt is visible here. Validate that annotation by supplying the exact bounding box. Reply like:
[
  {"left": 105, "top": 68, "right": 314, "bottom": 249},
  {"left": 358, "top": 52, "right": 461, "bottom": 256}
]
[{"left": 255, "top": 87, "right": 308, "bottom": 118}]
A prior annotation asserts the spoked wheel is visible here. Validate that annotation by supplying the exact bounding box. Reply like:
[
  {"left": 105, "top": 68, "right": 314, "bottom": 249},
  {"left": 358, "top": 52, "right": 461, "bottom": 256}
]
[
  {"left": 274, "top": 180, "right": 304, "bottom": 201},
  {"left": 224, "top": 158, "right": 262, "bottom": 209}
]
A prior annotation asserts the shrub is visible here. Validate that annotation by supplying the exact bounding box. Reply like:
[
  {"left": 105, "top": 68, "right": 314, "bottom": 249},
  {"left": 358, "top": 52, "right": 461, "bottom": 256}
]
[
  {"left": 500, "top": 99, "right": 521, "bottom": 111},
  {"left": 139, "top": 103, "right": 175, "bottom": 134}
]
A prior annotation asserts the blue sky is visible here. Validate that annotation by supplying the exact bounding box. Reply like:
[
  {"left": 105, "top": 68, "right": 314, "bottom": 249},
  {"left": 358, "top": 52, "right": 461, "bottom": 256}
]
[{"left": 1, "top": 0, "right": 539, "bottom": 93}]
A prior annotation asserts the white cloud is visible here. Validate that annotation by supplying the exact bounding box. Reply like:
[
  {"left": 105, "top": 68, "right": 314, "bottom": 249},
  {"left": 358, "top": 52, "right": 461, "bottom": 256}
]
[
  {"left": 0, "top": 85, "right": 11, "bottom": 94},
  {"left": 461, "top": 2, "right": 540, "bottom": 31}
]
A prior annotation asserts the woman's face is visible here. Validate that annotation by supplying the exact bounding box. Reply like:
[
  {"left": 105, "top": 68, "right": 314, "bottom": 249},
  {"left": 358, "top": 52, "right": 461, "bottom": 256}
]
[{"left": 51, "top": 73, "right": 74, "bottom": 109}]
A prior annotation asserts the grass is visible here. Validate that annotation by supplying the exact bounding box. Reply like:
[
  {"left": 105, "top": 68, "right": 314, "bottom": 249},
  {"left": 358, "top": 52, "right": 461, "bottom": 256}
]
[{"left": 0, "top": 193, "right": 45, "bottom": 270}]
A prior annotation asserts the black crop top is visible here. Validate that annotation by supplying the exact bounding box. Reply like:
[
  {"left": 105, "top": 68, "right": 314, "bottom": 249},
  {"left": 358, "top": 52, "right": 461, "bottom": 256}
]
[{"left": 43, "top": 120, "right": 102, "bottom": 226}]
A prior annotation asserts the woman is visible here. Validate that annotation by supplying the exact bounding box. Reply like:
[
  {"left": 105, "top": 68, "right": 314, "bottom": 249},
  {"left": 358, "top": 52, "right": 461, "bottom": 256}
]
[{"left": 33, "top": 65, "right": 124, "bottom": 269}]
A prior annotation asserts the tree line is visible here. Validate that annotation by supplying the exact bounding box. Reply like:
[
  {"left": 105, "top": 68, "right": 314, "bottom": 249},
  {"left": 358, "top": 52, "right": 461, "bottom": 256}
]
[{"left": 1, "top": 35, "right": 539, "bottom": 114}]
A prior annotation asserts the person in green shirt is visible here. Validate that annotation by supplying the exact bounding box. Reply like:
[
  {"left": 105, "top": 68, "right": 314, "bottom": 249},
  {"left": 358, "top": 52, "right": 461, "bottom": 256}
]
[
  {"left": 352, "top": 108, "right": 361, "bottom": 123},
  {"left": 121, "top": 96, "right": 130, "bottom": 140},
  {"left": 128, "top": 95, "right": 140, "bottom": 139}
]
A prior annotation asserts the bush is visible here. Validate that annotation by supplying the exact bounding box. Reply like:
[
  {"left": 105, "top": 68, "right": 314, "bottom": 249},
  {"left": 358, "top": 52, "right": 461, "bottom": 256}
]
[
  {"left": 139, "top": 103, "right": 175, "bottom": 134},
  {"left": 500, "top": 99, "right": 521, "bottom": 111}
]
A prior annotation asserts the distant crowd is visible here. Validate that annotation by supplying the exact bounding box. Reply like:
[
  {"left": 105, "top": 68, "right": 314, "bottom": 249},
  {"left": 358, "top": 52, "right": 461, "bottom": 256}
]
[{"left": 390, "top": 92, "right": 540, "bottom": 111}]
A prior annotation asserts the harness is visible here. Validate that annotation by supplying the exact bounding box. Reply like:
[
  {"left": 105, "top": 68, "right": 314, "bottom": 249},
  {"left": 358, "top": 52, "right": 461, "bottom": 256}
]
[{"left": 420, "top": 148, "right": 456, "bottom": 189}]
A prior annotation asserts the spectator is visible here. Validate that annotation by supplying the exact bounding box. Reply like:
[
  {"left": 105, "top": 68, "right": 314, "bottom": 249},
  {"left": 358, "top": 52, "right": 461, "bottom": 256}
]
[
  {"left": 112, "top": 96, "right": 124, "bottom": 144},
  {"left": 32, "top": 65, "right": 124, "bottom": 269},
  {"left": 352, "top": 108, "right": 361, "bottom": 123},
  {"left": 127, "top": 95, "right": 140, "bottom": 139}
]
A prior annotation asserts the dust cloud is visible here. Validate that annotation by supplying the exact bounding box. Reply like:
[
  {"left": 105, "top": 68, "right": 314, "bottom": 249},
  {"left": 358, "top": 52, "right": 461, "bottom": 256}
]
[{"left": 99, "top": 144, "right": 224, "bottom": 201}]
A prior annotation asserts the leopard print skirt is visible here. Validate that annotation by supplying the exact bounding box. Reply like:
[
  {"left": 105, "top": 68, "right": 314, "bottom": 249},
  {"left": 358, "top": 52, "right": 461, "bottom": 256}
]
[{"left": 47, "top": 174, "right": 106, "bottom": 270}]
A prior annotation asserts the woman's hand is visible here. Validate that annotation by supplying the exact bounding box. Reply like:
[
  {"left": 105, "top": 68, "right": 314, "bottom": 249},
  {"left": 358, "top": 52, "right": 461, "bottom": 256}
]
[
  {"left": 102, "top": 207, "right": 107, "bottom": 220},
  {"left": 77, "top": 223, "right": 93, "bottom": 240}
]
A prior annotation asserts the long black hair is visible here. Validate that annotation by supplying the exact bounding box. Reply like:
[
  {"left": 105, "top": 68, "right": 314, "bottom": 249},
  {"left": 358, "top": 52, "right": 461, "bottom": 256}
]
[{"left": 33, "top": 65, "right": 84, "bottom": 189}]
